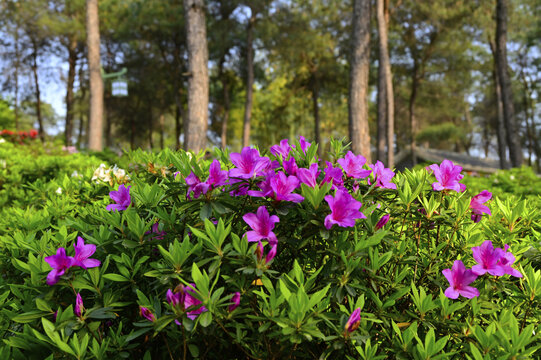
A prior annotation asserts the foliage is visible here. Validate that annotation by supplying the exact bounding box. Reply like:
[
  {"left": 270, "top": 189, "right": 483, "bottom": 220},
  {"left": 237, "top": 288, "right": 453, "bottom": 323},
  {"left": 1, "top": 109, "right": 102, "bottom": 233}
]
[{"left": 0, "top": 138, "right": 539, "bottom": 358}]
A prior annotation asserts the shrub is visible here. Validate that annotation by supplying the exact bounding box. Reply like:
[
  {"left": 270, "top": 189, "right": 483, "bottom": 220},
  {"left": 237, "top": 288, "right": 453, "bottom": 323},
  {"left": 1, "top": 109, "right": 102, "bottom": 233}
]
[{"left": 0, "top": 137, "right": 539, "bottom": 359}]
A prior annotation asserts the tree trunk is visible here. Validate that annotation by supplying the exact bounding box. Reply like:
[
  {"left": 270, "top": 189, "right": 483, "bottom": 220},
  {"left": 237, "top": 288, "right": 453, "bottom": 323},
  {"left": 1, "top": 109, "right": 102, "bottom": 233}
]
[
  {"left": 376, "top": 0, "right": 391, "bottom": 164},
  {"left": 221, "top": 77, "right": 230, "bottom": 149},
  {"left": 310, "top": 75, "right": 321, "bottom": 159},
  {"left": 86, "top": 0, "right": 104, "bottom": 151},
  {"left": 14, "top": 25, "right": 20, "bottom": 131},
  {"left": 348, "top": 0, "right": 372, "bottom": 161},
  {"left": 409, "top": 62, "right": 419, "bottom": 166},
  {"left": 148, "top": 108, "right": 154, "bottom": 150},
  {"left": 517, "top": 56, "right": 538, "bottom": 169},
  {"left": 175, "top": 104, "right": 181, "bottom": 150},
  {"left": 242, "top": 10, "right": 256, "bottom": 148},
  {"left": 77, "top": 62, "right": 87, "bottom": 148},
  {"left": 159, "top": 114, "right": 165, "bottom": 149},
  {"left": 30, "top": 40, "right": 44, "bottom": 142},
  {"left": 489, "top": 38, "right": 509, "bottom": 169},
  {"left": 65, "top": 39, "right": 77, "bottom": 146},
  {"left": 383, "top": 0, "right": 394, "bottom": 167},
  {"left": 495, "top": 0, "right": 522, "bottom": 167},
  {"left": 183, "top": 0, "right": 209, "bottom": 152}
]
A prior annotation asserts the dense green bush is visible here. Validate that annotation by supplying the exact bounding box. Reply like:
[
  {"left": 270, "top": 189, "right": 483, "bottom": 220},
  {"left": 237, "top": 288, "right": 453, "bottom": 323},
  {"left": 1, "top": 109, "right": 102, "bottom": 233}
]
[{"left": 0, "top": 138, "right": 539, "bottom": 359}]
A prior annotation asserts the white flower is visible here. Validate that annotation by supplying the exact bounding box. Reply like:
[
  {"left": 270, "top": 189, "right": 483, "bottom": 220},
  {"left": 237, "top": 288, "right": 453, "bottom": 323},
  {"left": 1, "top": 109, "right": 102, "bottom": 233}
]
[
  {"left": 0, "top": 138, "right": 5, "bottom": 144},
  {"left": 55, "top": 187, "right": 62, "bottom": 195}
]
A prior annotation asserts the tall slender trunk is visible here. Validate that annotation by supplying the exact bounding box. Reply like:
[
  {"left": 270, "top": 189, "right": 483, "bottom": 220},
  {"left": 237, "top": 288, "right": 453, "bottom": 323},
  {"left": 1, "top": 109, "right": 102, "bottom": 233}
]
[
  {"left": 495, "top": 0, "right": 522, "bottom": 167},
  {"left": 310, "top": 75, "right": 321, "bottom": 158},
  {"left": 31, "top": 40, "right": 44, "bottom": 142},
  {"left": 221, "top": 78, "right": 230, "bottom": 149},
  {"left": 65, "top": 37, "right": 77, "bottom": 146},
  {"left": 383, "top": 0, "right": 394, "bottom": 167},
  {"left": 14, "top": 26, "right": 20, "bottom": 131},
  {"left": 348, "top": 0, "right": 372, "bottom": 161},
  {"left": 184, "top": 0, "right": 209, "bottom": 152},
  {"left": 86, "top": 0, "right": 104, "bottom": 151},
  {"left": 77, "top": 62, "right": 87, "bottom": 147},
  {"left": 489, "top": 38, "right": 509, "bottom": 169},
  {"left": 518, "top": 58, "right": 538, "bottom": 168},
  {"left": 376, "top": 0, "right": 387, "bottom": 163},
  {"left": 175, "top": 103, "right": 181, "bottom": 150},
  {"left": 409, "top": 62, "right": 419, "bottom": 166},
  {"left": 159, "top": 114, "right": 165, "bottom": 149},
  {"left": 242, "top": 11, "right": 256, "bottom": 148}
]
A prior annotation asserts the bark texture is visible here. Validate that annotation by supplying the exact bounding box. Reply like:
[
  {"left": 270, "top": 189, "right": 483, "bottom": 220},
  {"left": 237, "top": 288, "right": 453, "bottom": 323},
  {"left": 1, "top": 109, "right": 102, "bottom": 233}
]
[
  {"left": 495, "top": 0, "right": 522, "bottom": 167},
  {"left": 86, "top": 0, "right": 104, "bottom": 151},
  {"left": 30, "top": 40, "right": 44, "bottom": 142},
  {"left": 242, "top": 10, "right": 256, "bottom": 148},
  {"left": 65, "top": 36, "right": 77, "bottom": 146},
  {"left": 348, "top": 0, "right": 372, "bottom": 161},
  {"left": 376, "top": 0, "right": 394, "bottom": 167},
  {"left": 184, "top": 0, "right": 209, "bottom": 152}
]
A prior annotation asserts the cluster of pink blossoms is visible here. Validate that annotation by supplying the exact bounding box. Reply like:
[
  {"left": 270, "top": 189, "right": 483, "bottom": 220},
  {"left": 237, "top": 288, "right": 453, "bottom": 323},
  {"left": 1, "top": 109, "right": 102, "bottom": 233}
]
[
  {"left": 442, "top": 240, "right": 522, "bottom": 299},
  {"left": 44, "top": 237, "right": 101, "bottom": 285}
]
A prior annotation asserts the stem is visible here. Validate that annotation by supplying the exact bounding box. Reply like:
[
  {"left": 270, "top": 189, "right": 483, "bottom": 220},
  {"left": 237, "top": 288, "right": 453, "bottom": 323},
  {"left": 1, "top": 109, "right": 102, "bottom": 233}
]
[
  {"left": 181, "top": 323, "right": 187, "bottom": 360},
  {"left": 398, "top": 204, "right": 410, "bottom": 239},
  {"left": 215, "top": 318, "right": 258, "bottom": 359},
  {"left": 520, "top": 298, "right": 533, "bottom": 331},
  {"left": 162, "top": 333, "right": 174, "bottom": 360}
]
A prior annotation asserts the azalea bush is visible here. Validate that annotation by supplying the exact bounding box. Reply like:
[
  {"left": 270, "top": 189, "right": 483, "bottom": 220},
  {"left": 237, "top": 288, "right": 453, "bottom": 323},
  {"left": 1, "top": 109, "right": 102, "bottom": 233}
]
[{"left": 0, "top": 137, "right": 540, "bottom": 359}]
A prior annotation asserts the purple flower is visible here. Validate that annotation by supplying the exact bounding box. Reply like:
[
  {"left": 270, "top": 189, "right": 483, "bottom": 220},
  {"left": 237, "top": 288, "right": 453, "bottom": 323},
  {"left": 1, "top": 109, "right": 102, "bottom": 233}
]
[
  {"left": 282, "top": 157, "right": 298, "bottom": 176},
  {"left": 106, "top": 184, "right": 131, "bottom": 211},
  {"left": 322, "top": 162, "right": 345, "bottom": 190},
  {"left": 247, "top": 170, "right": 275, "bottom": 198},
  {"left": 375, "top": 214, "right": 390, "bottom": 230},
  {"left": 166, "top": 288, "right": 183, "bottom": 307},
  {"left": 345, "top": 308, "right": 361, "bottom": 333},
  {"left": 297, "top": 163, "right": 320, "bottom": 188},
  {"left": 470, "top": 190, "right": 492, "bottom": 223},
  {"left": 266, "top": 244, "right": 277, "bottom": 264},
  {"left": 75, "top": 293, "right": 84, "bottom": 317},
  {"left": 324, "top": 190, "right": 366, "bottom": 229},
  {"left": 205, "top": 160, "right": 228, "bottom": 188},
  {"left": 140, "top": 306, "right": 156, "bottom": 322},
  {"left": 185, "top": 284, "right": 207, "bottom": 320},
  {"left": 369, "top": 161, "right": 396, "bottom": 189},
  {"left": 269, "top": 172, "right": 304, "bottom": 203},
  {"left": 471, "top": 240, "right": 505, "bottom": 276},
  {"left": 427, "top": 160, "right": 466, "bottom": 192},
  {"left": 229, "top": 147, "right": 271, "bottom": 179},
  {"left": 498, "top": 245, "right": 523, "bottom": 278},
  {"left": 185, "top": 172, "right": 210, "bottom": 199},
  {"left": 270, "top": 139, "right": 291, "bottom": 158},
  {"left": 337, "top": 151, "right": 372, "bottom": 179},
  {"left": 243, "top": 206, "right": 280, "bottom": 245},
  {"left": 229, "top": 292, "right": 241, "bottom": 312},
  {"left": 44, "top": 247, "right": 75, "bottom": 285},
  {"left": 73, "top": 237, "right": 101, "bottom": 269},
  {"left": 228, "top": 178, "right": 250, "bottom": 197},
  {"left": 442, "top": 260, "right": 479, "bottom": 299}
]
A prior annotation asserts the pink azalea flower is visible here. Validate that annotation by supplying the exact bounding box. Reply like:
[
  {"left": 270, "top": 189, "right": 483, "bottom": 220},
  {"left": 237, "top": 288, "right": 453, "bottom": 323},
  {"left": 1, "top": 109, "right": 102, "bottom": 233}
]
[
  {"left": 229, "top": 147, "right": 271, "bottom": 179},
  {"left": 470, "top": 190, "right": 492, "bottom": 223},
  {"left": 345, "top": 308, "right": 361, "bottom": 333},
  {"left": 282, "top": 157, "right": 298, "bottom": 176},
  {"left": 427, "top": 160, "right": 466, "bottom": 192},
  {"left": 106, "top": 184, "right": 131, "bottom": 211},
  {"left": 442, "top": 260, "right": 479, "bottom": 299},
  {"left": 291, "top": 136, "right": 311, "bottom": 154},
  {"left": 266, "top": 244, "right": 277, "bottom": 264},
  {"left": 498, "top": 245, "right": 523, "bottom": 278},
  {"left": 375, "top": 214, "right": 390, "bottom": 230},
  {"left": 243, "top": 206, "right": 280, "bottom": 245},
  {"left": 228, "top": 178, "right": 250, "bottom": 197},
  {"left": 247, "top": 170, "right": 275, "bottom": 198},
  {"left": 73, "top": 237, "right": 101, "bottom": 269},
  {"left": 337, "top": 151, "right": 372, "bottom": 179},
  {"left": 185, "top": 172, "right": 210, "bottom": 199},
  {"left": 44, "top": 247, "right": 75, "bottom": 285},
  {"left": 75, "top": 293, "right": 84, "bottom": 317},
  {"left": 229, "top": 292, "right": 241, "bottom": 312},
  {"left": 471, "top": 240, "right": 505, "bottom": 276},
  {"left": 269, "top": 172, "right": 304, "bottom": 203},
  {"left": 205, "top": 160, "right": 228, "bottom": 188},
  {"left": 324, "top": 190, "right": 366, "bottom": 229},
  {"left": 297, "top": 163, "right": 320, "bottom": 188},
  {"left": 322, "top": 161, "right": 345, "bottom": 190},
  {"left": 270, "top": 139, "right": 291, "bottom": 158},
  {"left": 369, "top": 161, "right": 396, "bottom": 189},
  {"left": 140, "top": 306, "right": 156, "bottom": 322},
  {"left": 184, "top": 284, "right": 207, "bottom": 320}
]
